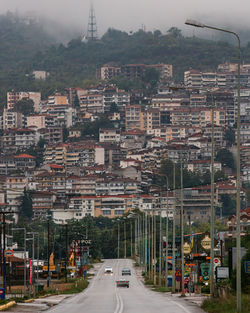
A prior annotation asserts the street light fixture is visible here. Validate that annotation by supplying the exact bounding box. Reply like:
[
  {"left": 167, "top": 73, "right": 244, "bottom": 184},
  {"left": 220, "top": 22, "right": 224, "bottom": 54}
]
[{"left": 185, "top": 19, "right": 241, "bottom": 312}]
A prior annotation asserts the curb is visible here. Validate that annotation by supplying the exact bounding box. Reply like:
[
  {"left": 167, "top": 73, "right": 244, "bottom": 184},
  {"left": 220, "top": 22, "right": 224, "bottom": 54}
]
[
  {"left": 24, "top": 298, "right": 34, "bottom": 303},
  {"left": 0, "top": 301, "right": 16, "bottom": 311}
]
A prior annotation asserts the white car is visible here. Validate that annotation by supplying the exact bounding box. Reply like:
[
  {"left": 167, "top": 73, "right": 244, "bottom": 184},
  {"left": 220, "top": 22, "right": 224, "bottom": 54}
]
[{"left": 104, "top": 266, "right": 113, "bottom": 274}]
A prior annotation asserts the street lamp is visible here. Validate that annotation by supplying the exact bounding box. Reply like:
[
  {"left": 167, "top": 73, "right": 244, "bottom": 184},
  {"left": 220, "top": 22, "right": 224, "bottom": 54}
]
[{"left": 185, "top": 19, "right": 241, "bottom": 312}]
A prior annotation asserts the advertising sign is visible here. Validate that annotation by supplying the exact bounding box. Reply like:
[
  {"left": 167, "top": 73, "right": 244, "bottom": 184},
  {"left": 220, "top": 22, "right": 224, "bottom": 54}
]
[
  {"left": 29, "top": 260, "right": 32, "bottom": 285},
  {"left": 183, "top": 242, "right": 191, "bottom": 255},
  {"left": 200, "top": 263, "right": 210, "bottom": 280},
  {"left": 201, "top": 235, "right": 211, "bottom": 251},
  {"left": 216, "top": 267, "right": 229, "bottom": 279}
]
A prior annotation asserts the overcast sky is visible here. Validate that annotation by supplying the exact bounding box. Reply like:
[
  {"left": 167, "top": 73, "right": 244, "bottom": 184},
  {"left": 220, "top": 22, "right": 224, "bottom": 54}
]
[{"left": 1, "top": 0, "right": 250, "bottom": 38}]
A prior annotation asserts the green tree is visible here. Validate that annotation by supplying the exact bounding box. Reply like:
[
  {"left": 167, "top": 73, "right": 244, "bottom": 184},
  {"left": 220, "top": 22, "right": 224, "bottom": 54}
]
[
  {"left": 19, "top": 189, "right": 33, "bottom": 219},
  {"left": 216, "top": 148, "right": 235, "bottom": 169},
  {"left": 14, "top": 98, "right": 34, "bottom": 116},
  {"left": 220, "top": 194, "right": 236, "bottom": 216},
  {"left": 225, "top": 127, "right": 235, "bottom": 146}
]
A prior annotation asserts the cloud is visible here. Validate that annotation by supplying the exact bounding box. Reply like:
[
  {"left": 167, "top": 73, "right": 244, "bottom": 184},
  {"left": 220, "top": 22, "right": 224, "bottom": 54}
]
[{"left": 0, "top": 0, "right": 249, "bottom": 37}]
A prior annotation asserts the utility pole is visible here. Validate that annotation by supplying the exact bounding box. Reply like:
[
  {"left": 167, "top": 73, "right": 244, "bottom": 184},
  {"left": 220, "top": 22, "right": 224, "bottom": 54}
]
[
  {"left": 47, "top": 217, "right": 50, "bottom": 287},
  {"left": 172, "top": 163, "right": 176, "bottom": 293},
  {"left": 181, "top": 160, "right": 185, "bottom": 296},
  {"left": 124, "top": 219, "right": 126, "bottom": 259},
  {"left": 210, "top": 93, "right": 215, "bottom": 297},
  {"left": 154, "top": 207, "right": 157, "bottom": 285},
  {"left": 165, "top": 177, "right": 169, "bottom": 288},
  {"left": 159, "top": 192, "right": 162, "bottom": 286},
  {"left": 130, "top": 220, "right": 133, "bottom": 258},
  {"left": 145, "top": 211, "right": 148, "bottom": 274},
  {"left": 0, "top": 210, "right": 13, "bottom": 300},
  {"left": 118, "top": 221, "right": 120, "bottom": 259}
]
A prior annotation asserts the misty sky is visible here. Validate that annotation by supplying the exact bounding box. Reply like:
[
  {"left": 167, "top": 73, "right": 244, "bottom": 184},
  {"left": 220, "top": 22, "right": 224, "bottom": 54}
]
[{"left": 1, "top": 0, "right": 250, "bottom": 37}]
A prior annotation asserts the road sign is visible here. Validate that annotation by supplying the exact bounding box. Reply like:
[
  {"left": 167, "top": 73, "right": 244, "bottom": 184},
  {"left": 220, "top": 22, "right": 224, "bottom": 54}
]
[
  {"left": 245, "top": 261, "right": 250, "bottom": 273},
  {"left": 4, "top": 250, "right": 13, "bottom": 257},
  {"left": 175, "top": 270, "right": 181, "bottom": 281},
  {"left": 216, "top": 267, "right": 229, "bottom": 279}
]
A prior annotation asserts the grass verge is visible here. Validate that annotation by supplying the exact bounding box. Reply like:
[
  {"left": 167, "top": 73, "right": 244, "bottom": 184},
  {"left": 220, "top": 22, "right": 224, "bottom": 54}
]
[{"left": 202, "top": 294, "right": 250, "bottom": 313}]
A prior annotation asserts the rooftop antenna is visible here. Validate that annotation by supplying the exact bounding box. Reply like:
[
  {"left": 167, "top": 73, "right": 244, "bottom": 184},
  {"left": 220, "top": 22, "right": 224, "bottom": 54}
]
[{"left": 87, "top": 3, "right": 98, "bottom": 41}]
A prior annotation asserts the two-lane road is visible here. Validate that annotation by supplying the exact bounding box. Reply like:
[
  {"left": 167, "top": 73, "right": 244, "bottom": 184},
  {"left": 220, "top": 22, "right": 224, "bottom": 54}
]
[{"left": 49, "top": 259, "right": 205, "bottom": 313}]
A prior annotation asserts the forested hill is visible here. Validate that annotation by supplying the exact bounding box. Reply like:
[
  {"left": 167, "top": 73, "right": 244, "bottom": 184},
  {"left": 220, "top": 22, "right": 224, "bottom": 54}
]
[
  {"left": 32, "top": 28, "right": 250, "bottom": 82},
  {"left": 1, "top": 14, "right": 250, "bottom": 106},
  {"left": 0, "top": 12, "right": 55, "bottom": 70}
]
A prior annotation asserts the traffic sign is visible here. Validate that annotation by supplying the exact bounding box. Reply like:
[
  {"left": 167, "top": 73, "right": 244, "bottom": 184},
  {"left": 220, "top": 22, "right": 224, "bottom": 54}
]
[
  {"left": 4, "top": 250, "right": 13, "bottom": 257},
  {"left": 175, "top": 269, "right": 181, "bottom": 281}
]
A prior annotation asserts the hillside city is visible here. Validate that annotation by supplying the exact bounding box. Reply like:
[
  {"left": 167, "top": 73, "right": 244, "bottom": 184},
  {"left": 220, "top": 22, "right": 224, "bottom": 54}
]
[
  {"left": 1, "top": 62, "right": 249, "bottom": 228},
  {"left": 0, "top": 9, "right": 249, "bottom": 313}
]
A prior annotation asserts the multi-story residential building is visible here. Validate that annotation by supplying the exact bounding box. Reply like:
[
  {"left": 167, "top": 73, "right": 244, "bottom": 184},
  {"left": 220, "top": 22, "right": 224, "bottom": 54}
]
[
  {"left": 38, "top": 127, "right": 63, "bottom": 144},
  {"left": 48, "top": 94, "right": 69, "bottom": 106},
  {"left": 0, "top": 156, "right": 16, "bottom": 174},
  {"left": 41, "top": 105, "right": 75, "bottom": 128},
  {"left": 125, "top": 105, "right": 145, "bottom": 131},
  {"left": 7, "top": 91, "right": 41, "bottom": 112},
  {"left": 26, "top": 114, "right": 55, "bottom": 129},
  {"left": 14, "top": 153, "right": 36, "bottom": 171},
  {"left": 2, "top": 128, "right": 39, "bottom": 151},
  {"left": 99, "top": 128, "right": 121, "bottom": 143},
  {"left": 2, "top": 109, "right": 24, "bottom": 130},
  {"left": 44, "top": 142, "right": 105, "bottom": 168},
  {"left": 99, "top": 65, "right": 121, "bottom": 80},
  {"left": 79, "top": 91, "right": 104, "bottom": 113},
  {"left": 6, "top": 175, "right": 28, "bottom": 220},
  {"left": 187, "top": 160, "right": 222, "bottom": 174},
  {"left": 32, "top": 191, "right": 55, "bottom": 219}
]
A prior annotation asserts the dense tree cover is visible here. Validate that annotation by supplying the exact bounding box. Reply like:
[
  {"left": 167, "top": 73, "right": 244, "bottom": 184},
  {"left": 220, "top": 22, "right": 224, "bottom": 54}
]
[
  {"left": 19, "top": 189, "right": 33, "bottom": 220},
  {"left": 13, "top": 98, "right": 34, "bottom": 115},
  {"left": 158, "top": 159, "right": 226, "bottom": 189},
  {"left": 3, "top": 13, "right": 250, "bottom": 109},
  {"left": 216, "top": 148, "right": 235, "bottom": 169}
]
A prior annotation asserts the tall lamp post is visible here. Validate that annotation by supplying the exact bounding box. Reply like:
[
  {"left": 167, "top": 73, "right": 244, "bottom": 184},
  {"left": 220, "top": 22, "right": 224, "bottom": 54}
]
[{"left": 185, "top": 19, "right": 241, "bottom": 312}]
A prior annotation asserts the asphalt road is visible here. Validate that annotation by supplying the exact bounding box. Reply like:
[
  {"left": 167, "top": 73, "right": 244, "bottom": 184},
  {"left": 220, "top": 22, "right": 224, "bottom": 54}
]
[{"left": 48, "top": 259, "right": 205, "bottom": 313}]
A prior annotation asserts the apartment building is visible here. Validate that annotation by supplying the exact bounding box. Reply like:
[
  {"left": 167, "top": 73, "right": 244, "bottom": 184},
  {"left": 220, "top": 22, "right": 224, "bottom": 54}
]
[
  {"left": 7, "top": 91, "right": 41, "bottom": 112},
  {"left": 32, "top": 191, "right": 55, "bottom": 219},
  {"left": 13, "top": 153, "right": 36, "bottom": 171},
  {"left": 99, "top": 128, "right": 121, "bottom": 143},
  {"left": 2, "top": 109, "right": 24, "bottom": 130},
  {"left": 187, "top": 160, "right": 222, "bottom": 174},
  {"left": 26, "top": 114, "right": 55, "bottom": 129}
]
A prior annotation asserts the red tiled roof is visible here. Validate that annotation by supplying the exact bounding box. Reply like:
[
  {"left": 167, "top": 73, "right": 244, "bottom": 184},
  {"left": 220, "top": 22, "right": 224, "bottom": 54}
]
[
  {"left": 14, "top": 154, "right": 35, "bottom": 159},
  {"left": 48, "top": 164, "right": 64, "bottom": 169}
]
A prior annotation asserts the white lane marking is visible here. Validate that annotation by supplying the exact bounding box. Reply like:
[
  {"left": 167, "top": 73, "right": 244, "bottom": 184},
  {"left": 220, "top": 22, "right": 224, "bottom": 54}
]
[
  {"left": 118, "top": 293, "right": 124, "bottom": 313},
  {"left": 114, "top": 289, "right": 120, "bottom": 313},
  {"left": 168, "top": 298, "right": 192, "bottom": 313}
]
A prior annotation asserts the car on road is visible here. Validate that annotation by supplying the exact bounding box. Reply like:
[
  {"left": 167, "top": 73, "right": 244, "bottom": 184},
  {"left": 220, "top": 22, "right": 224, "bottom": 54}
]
[
  {"left": 104, "top": 266, "right": 113, "bottom": 274},
  {"left": 116, "top": 278, "right": 129, "bottom": 288},
  {"left": 122, "top": 268, "right": 131, "bottom": 275}
]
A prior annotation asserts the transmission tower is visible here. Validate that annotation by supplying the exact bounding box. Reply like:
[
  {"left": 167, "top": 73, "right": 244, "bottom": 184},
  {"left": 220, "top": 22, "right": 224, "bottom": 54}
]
[{"left": 87, "top": 4, "right": 98, "bottom": 41}]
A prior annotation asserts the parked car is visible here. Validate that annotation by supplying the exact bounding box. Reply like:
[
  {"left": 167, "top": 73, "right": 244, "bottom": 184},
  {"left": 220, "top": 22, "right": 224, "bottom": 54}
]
[
  {"left": 122, "top": 268, "right": 131, "bottom": 275},
  {"left": 104, "top": 266, "right": 113, "bottom": 274},
  {"left": 116, "top": 278, "right": 129, "bottom": 288}
]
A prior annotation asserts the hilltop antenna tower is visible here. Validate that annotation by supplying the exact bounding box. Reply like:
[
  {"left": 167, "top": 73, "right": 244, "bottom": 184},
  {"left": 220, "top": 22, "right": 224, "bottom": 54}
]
[{"left": 87, "top": 4, "right": 98, "bottom": 41}]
